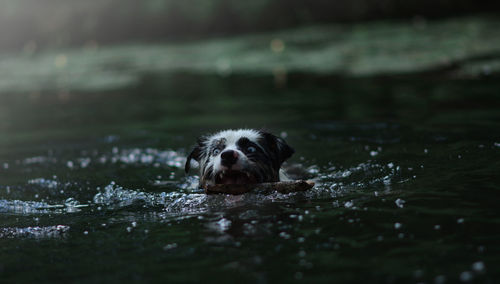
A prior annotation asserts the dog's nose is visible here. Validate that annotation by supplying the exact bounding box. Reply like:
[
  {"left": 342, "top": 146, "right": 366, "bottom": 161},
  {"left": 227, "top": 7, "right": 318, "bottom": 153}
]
[{"left": 221, "top": 150, "right": 238, "bottom": 167}]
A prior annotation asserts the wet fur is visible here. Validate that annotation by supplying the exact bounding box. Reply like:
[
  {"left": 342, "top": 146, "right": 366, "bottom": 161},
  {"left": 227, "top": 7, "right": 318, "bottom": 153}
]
[{"left": 185, "top": 129, "right": 294, "bottom": 189}]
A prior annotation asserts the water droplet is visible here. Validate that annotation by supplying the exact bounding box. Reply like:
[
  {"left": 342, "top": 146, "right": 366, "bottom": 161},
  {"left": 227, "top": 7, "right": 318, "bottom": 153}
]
[
  {"left": 394, "top": 222, "right": 402, "bottom": 229},
  {"left": 395, "top": 198, "right": 405, "bottom": 208},
  {"left": 294, "top": 272, "right": 303, "bottom": 280},
  {"left": 459, "top": 271, "right": 473, "bottom": 282},
  {"left": 215, "top": 218, "right": 231, "bottom": 232},
  {"left": 472, "top": 261, "right": 485, "bottom": 272},
  {"left": 163, "top": 243, "right": 178, "bottom": 251},
  {"left": 344, "top": 201, "right": 354, "bottom": 208},
  {"left": 434, "top": 275, "right": 446, "bottom": 284},
  {"left": 279, "top": 232, "right": 291, "bottom": 239}
]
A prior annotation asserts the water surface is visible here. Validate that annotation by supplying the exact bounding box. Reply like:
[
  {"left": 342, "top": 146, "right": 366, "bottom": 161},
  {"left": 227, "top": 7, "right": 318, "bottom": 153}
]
[{"left": 1, "top": 73, "right": 499, "bottom": 283}]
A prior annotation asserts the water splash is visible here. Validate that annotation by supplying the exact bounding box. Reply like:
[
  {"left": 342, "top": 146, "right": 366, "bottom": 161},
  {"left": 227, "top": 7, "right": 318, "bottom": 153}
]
[
  {"left": 92, "top": 180, "right": 317, "bottom": 216},
  {"left": 3, "top": 145, "right": 409, "bottom": 219},
  {"left": 0, "top": 199, "right": 88, "bottom": 214},
  {"left": 93, "top": 181, "right": 169, "bottom": 208},
  {"left": 0, "top": 225, "right": 70, "bottom": 239},
  {"left": 0, "top": 199, "right": 62, "bottom": 214}
]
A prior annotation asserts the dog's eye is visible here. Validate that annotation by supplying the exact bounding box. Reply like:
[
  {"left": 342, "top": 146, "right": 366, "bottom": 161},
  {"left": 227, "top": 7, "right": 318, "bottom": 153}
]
[
  {"left": 247, "top": 146, "right": 256, "bottom": 153},
  {"left": 213, "top": 149, "right": 221, "bottom": 155}
]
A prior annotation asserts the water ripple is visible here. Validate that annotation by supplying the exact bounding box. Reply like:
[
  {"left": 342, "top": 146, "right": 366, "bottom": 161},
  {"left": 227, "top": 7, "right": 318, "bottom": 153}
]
[{"left": 13, "top": 147, "right": 186, "bottom": 170}]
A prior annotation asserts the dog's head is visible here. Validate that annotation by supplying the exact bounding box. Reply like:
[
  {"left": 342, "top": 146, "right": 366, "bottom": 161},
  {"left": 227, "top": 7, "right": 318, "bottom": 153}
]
[{"left": 185, "top": 129, "right": 294, "bottom": 189}]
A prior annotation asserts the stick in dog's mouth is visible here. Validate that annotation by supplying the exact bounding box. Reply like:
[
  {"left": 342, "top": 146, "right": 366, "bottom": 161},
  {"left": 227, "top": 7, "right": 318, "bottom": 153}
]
[
  {"left": 214, "top": 170, "right": 257, "bottom": 185},
  {"left": 206, "top": 180, "right": 315, "bottom": 195}
]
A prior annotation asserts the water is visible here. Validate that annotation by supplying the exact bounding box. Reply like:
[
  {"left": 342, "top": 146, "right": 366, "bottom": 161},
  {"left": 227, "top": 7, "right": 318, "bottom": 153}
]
[{"left": 1, "top": 72, "right": 499, "bottom": 283}]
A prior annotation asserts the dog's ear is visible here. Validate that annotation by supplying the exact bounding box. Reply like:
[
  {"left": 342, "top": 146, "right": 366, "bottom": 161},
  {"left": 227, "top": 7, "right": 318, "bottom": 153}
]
[
  {"left": 261, "top": 132, "right": 295, "bottom": 166},
  {"left": 185, "top": 137, "right": 206, "bottom": 173}
]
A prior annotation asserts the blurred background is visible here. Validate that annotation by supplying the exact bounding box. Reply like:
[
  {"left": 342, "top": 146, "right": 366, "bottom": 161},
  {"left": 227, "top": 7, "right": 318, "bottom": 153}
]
[
  {"left": 1, "top": 0, "right": 500, "bottom": 50},
  {"left": 1, "top": 0, "right": 500, "bottom": 95}
]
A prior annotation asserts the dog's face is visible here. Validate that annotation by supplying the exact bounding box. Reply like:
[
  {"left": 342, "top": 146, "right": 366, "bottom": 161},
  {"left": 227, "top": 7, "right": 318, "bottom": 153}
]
[{"left": 185, "top": 129, "right": 294, "bottom": 189}]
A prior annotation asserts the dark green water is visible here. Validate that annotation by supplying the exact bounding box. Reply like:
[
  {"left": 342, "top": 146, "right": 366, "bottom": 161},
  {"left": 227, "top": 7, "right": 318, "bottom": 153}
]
[{"left": 0, "top": 73, "right": 499, "bottom": 283}]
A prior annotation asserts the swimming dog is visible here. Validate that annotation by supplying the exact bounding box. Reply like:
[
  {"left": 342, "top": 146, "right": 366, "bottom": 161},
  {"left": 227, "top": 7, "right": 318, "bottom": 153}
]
[{"left": 185, "top": 129, "right": 294, "bottom": 189}]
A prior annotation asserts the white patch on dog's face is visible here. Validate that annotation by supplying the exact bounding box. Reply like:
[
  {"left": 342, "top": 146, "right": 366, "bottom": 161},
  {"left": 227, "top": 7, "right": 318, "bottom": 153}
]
[
  {"left": 185, "top": 129, "right": 295, "bottom": 189},
  {"left": 209, "top": 129, "right": 261, "bottom": 173}
]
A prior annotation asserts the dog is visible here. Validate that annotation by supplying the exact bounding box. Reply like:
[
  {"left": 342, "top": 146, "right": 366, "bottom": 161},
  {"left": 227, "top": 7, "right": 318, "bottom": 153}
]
[{"left": 185, "top": 129, "right": 294, "bottom": 189}]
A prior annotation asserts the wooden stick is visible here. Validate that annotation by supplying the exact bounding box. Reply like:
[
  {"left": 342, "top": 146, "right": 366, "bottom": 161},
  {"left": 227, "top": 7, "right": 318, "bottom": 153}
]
[{"left": 205, "top": 180, "right": 315, "bottom": 195}]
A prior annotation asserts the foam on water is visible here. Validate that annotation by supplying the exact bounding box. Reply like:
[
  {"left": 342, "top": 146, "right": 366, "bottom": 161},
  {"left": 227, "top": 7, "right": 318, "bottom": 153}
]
[{"left": 0, "top": 225, "right": 70, "bottom": 239}]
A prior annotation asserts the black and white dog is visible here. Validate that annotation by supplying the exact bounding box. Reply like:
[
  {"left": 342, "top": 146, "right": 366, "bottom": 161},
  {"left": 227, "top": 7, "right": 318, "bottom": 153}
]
[{"left": 185, "top": 129, "right": 294, "bottom": 189}]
